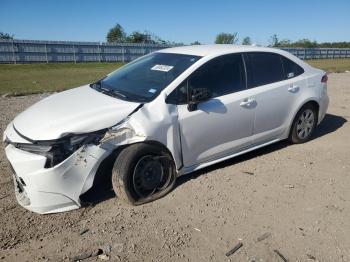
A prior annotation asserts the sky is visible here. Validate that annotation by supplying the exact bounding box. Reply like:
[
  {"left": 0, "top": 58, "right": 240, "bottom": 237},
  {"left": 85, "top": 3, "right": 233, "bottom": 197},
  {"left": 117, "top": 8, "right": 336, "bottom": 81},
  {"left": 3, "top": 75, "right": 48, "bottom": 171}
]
[{"left": 1, "top": 0, "right": 350, "bottom": 45}]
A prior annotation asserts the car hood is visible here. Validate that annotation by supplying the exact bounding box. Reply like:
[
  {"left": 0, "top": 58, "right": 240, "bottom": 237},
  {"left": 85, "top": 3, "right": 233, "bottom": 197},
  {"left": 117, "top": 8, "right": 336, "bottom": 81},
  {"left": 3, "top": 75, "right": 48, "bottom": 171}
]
[{"left": 13, "top": 85, "right": 141, "bottom": 141}]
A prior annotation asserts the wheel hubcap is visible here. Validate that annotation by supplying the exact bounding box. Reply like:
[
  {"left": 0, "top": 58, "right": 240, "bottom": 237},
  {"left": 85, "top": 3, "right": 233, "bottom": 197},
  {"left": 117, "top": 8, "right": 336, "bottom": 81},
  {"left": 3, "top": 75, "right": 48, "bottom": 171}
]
[
  {"left": 133, "top": 155, "right": 172, "bottom": 198},
  {"left": 296, "top": 109, "right": 315, "bottom": 139}
]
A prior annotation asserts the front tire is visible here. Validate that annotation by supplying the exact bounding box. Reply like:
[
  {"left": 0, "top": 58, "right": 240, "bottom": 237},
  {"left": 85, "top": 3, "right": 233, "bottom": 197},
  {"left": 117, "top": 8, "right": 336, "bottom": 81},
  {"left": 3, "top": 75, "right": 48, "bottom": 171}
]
[
  {"left": 289, "top": 104, "right": 318, "bottom": 144},
  {"left": 112, "top": 143, "right": 176, "bottom": 205}
]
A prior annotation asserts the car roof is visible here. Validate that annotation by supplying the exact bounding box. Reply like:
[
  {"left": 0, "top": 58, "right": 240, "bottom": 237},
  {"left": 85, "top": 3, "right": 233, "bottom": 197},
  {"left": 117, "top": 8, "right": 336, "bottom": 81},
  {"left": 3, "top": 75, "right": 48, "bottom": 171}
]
[{"left": 158, "top": 44, "right": 288, "bottom": 57}]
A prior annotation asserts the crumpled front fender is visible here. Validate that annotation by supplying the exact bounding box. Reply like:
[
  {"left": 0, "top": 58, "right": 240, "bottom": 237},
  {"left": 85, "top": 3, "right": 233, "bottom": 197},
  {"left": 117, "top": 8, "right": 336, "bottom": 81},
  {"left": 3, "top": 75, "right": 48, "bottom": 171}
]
[{"left": 99, "top": 93, "right": 183, "bottom": 171}]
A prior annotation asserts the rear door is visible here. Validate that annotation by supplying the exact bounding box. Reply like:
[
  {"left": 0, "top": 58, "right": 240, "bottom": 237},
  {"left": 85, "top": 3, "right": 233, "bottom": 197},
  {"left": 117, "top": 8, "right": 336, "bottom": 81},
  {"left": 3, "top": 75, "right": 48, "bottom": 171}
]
[
  {"left": 244, "top": 52, "right": 306, "bottom": 145},
  {"left": 175, "top": 54, "right": 255, "bottom": 168}
]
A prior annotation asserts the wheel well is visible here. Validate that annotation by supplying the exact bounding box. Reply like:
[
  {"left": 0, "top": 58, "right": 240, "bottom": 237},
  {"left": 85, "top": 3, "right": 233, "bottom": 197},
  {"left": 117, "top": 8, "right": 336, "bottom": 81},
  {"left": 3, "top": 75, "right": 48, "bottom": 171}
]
[
  {"left": 305, "top": 100, "right": 319, "bottom": 114},
  {"left": 288, "top": 100, "right": 320, "bottom": 139},
  {"left": 122, "top": 141, "right": 180, "bottom": 172},
  {"left": 140, "top": 140, "right": 176, "bottom": 161},
  {"left": 113, "top": 141, "right": 176, "bottom": 166},
  {"left": 304, "top": 100, "right": 320, "bottom": 124},
  {"left": 80, "top": 140, "right": 176, "bottom": 203}
]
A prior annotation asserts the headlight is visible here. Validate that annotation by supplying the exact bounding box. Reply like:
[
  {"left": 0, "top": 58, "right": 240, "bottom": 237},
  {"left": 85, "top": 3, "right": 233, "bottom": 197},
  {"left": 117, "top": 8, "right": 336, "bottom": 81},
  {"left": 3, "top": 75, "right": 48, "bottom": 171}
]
[
  {"left": 15, "top": 131, "right": 106, "bottom": 168},
  {"left": 15, "top": 143, "right": 52, "bottom": 154}
]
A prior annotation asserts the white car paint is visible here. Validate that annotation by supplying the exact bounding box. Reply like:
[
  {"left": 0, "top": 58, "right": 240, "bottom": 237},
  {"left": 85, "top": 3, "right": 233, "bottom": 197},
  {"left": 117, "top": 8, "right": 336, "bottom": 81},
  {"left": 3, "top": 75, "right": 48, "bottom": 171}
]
[
  {"left": 178, "top": 88, "right": 255, "bottom": 167},
  {"left": 3, "top": 45, "right": 329, "bottom": 214},
  {"left": 13, "top": 85, "right": 140, "bottom": 140}
]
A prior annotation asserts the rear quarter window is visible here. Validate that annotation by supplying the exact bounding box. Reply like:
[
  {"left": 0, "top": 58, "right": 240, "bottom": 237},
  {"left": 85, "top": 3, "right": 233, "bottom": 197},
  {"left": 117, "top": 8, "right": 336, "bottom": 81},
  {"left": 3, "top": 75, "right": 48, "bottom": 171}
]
[{"left": 281, "top": 56, "right": 304, "bottom": 79}]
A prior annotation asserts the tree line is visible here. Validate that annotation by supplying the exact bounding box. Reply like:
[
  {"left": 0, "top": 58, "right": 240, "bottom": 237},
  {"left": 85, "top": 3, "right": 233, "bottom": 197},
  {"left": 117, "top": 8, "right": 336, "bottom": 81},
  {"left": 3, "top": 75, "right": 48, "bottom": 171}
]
[
  {"left": 212, "top": 32, "right": 350, "bottom": 48},
  {"left": 268, "top": 34, "right": 350, "bottom": 48},
  {"left": 0, "top": 32, "right": 14, "bottom": 40},
  {"left": 2, "top": 27, "right": 350, "bottom": 48},
  {"left": 106, "top": 25, "right": 350, "bottom": 48},
  {"left": 106, "top": 24, "right": 172, "bottom": 45}
]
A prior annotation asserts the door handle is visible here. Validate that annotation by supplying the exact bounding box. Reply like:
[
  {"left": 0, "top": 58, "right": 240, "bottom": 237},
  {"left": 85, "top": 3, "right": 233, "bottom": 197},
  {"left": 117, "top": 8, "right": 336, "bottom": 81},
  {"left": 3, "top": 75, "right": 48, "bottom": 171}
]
[
  {"left": 240, "top": 98, "right": 255, "bottom": 107},
  {"left": 288, "top": 85, "right": 299, "bottom": 93}
]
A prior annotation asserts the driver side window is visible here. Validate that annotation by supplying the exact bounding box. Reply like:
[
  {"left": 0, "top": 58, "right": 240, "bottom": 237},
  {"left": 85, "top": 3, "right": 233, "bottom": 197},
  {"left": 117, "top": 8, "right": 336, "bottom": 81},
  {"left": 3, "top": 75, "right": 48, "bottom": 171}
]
[
  {"left": 166, "top": 53, "right": 246, "bottom": 104},
  {"left": 188, "top": 54, "right": 246, "bottom": 99}
]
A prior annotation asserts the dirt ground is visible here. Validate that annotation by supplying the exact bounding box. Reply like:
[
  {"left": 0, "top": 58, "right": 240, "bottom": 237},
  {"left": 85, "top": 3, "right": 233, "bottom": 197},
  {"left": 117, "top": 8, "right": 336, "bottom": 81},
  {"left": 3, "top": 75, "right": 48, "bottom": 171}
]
[{"left": 0, "top": 73, "right": 349, "bottom": 262}]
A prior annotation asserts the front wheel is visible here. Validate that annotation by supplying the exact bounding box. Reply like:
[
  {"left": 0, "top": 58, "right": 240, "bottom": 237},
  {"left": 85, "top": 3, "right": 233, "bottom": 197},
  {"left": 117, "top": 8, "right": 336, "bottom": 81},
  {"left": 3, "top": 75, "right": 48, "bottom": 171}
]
[
  {"left": 289, "top": 104, "right": 318, "bottom": 144},
  {"left": 112, "top": 143, "right": 176, "bottom": 205}
]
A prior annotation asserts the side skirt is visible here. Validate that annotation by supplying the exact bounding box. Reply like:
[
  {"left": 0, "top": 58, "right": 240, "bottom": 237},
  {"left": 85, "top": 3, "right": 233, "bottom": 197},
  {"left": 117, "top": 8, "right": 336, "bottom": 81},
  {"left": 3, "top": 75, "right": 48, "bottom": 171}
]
[{"left": 178, "top": 138, "right": 282, "bottom": 176}]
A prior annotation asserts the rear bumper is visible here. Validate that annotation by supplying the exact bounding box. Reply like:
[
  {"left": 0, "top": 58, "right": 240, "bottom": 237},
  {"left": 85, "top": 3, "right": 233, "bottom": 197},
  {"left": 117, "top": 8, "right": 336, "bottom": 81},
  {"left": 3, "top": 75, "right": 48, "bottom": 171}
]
[{"left": 4, "top": 143, "right": 111, "bottom": 214}]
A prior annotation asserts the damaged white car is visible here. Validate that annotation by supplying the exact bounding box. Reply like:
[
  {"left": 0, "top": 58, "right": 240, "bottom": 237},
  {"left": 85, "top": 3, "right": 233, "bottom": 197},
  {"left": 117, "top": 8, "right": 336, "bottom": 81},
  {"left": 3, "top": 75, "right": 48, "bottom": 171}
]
[{"left": 3, "top": 45, "right": 329, "bottom": 214}]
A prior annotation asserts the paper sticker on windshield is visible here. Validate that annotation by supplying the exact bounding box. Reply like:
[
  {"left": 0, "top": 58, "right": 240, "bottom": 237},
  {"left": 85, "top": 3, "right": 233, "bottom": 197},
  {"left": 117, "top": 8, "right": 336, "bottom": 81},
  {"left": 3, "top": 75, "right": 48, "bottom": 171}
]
[
  {"left": 151, "top": 64, "right": 174, "bottom": 72},
  {"left": 148, "top": 88, "right": 157, "bottom": 93}
]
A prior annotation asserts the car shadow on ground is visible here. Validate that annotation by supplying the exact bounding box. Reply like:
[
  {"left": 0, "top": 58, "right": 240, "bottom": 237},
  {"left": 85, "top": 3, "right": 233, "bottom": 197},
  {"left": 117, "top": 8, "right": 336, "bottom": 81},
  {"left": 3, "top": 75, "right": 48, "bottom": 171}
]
[
  {"left": 81, "top": 113, "right": 346, "bottom": 206},
  {"left": 312, "top": 113, "right": 347, "bottom": 140}
]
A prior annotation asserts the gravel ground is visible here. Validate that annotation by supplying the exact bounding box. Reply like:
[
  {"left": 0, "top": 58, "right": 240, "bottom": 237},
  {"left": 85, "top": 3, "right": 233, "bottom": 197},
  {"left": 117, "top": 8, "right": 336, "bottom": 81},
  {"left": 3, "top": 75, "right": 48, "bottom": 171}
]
[{"left": 0, "top": 73, "right": 349, "bottom": 262}]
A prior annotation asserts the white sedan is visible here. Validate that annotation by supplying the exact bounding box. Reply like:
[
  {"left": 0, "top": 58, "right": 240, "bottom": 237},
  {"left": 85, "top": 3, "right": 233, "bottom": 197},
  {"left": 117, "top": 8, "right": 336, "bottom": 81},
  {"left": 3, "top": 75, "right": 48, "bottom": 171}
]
[{"left": 3, "top": 45, "right": 329, "bottom": 214}]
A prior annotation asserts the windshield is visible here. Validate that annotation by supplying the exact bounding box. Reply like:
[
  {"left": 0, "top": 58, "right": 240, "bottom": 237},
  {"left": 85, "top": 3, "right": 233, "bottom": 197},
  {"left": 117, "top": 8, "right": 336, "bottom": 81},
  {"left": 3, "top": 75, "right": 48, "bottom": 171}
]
[{"left": 91, "top": 52, "right": 201, "bottom": 102}]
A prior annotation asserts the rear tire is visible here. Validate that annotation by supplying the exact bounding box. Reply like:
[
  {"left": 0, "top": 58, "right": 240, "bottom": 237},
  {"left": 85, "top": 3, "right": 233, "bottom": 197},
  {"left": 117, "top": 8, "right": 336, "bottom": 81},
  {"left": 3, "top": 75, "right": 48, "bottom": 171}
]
[
  {"left": 112, "top": 143, "right": 176, "bottom": 205},
  {"left": 289, "top": 103, "right": 318, "bottom": 144}
]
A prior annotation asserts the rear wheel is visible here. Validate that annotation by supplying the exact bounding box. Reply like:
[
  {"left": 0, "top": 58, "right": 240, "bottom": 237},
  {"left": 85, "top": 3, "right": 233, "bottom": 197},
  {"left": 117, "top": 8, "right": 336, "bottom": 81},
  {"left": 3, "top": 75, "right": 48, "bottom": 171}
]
[
  {"left": 112, "top": 143, "right": 176, "bottom": 205},
  {"left": 289, "top": 104, "right": 318, "bottom": 144}
]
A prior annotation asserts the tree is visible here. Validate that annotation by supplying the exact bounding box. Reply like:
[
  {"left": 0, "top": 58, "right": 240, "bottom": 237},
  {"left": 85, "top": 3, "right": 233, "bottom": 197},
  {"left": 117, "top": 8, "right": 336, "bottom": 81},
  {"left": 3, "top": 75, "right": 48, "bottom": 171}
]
[
  {"left": 106, "top": 23, "right": 171, "bottom": 44},
  {"left": 293, "top": 38, "right": 318, "bottom": 48},
  {"left": 242, "top": 36, "right": 251, "bottom": 45},
  {"left": 190, "top": 41, "right": 201, "bottom": 45},
  {"left": 106, "top": 24, "right": 126, "bottom": 42},
  {"left": 125, "top": 31, "right": 169, "bottom": 44},
  {"left": 277, "top": 39, "right": 292, "bottom": 47},
  {"left": 152, "top": 34, "right": 167, "bottom": 45},
  {"left": 215, "top": 33, "right": 238, "bottom": 44},
  {"left": 0, "top": 32, "right": 14, "bottom": 40},
  {"left": 269, "top": 34, "right": 279, "bottom": 47},
  {"left": 126, "top": 31, "right": 152, "bottom": 43}
]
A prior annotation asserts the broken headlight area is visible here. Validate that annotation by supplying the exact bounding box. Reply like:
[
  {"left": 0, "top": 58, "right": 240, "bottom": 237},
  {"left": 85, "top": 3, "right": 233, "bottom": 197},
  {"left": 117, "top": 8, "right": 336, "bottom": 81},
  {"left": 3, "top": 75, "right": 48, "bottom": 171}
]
[{"left": 13, "top": 132, "right": 106, "bottom": 168}]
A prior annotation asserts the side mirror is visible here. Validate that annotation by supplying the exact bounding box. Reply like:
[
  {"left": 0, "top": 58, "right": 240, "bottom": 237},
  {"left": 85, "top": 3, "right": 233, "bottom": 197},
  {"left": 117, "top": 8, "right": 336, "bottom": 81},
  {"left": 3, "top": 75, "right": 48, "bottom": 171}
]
[{"left": 187, "top": 88, "right": 211, "bottom": 112}]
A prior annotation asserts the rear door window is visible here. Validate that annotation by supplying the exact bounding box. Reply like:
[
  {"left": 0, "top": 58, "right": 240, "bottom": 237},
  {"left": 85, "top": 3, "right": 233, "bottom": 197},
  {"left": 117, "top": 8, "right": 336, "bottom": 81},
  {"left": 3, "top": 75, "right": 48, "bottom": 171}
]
[{"left": 245, "top": 52, "right": 284, "bottom": 88}]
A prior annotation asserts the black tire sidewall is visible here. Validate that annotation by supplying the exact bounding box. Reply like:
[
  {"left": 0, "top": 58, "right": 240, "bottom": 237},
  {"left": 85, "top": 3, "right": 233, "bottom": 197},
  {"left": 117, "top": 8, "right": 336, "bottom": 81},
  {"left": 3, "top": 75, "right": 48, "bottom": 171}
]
[{"left": 112, "top": 143, "right": 176, "bottom": 205}]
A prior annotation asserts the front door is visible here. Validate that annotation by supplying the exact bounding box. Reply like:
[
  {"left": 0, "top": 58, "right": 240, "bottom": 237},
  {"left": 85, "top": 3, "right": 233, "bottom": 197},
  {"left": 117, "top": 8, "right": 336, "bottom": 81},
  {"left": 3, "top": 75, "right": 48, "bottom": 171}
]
[{"left": 177, "top": 54, "right": 255, "bottom": 168}]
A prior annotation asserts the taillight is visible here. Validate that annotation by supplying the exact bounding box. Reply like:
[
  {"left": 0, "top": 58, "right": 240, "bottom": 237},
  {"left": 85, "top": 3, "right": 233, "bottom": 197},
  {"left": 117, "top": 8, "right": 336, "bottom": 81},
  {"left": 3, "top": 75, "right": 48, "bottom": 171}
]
[{"left": 321, "top": 74, "right": 328, "bottom": 83}]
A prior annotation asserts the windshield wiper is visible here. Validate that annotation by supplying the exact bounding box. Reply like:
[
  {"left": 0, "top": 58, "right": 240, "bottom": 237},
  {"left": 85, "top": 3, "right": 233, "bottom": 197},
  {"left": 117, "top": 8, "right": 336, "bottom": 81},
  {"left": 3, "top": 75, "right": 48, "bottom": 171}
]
[
  {"left": 111, "top": 90, "right": 127, "bottom": 99},
  {"left": 90, "top": 81, "right": 127, "bottom": 99},
  {"left": 90, "top": 81, "right": 146, "bottom": 102},
  {"left": 104, "top": 88, "right": 129, "bottom": 100},
  {"left": 98, "top": 86, "right": 129, "bottom": 100}
]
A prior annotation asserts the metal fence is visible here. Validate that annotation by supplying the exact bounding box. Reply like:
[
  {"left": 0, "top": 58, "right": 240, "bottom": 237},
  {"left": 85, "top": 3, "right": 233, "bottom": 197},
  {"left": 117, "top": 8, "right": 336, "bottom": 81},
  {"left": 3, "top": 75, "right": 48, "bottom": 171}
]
[
  {"left": 0, "top": 39, "right": 171, "bottom": 64},
  {"left": 1, "top": 39, "right": 350, "bottom": 64},
  {"left": 282, "top": 48, "right": 350, "bottom": 60}
]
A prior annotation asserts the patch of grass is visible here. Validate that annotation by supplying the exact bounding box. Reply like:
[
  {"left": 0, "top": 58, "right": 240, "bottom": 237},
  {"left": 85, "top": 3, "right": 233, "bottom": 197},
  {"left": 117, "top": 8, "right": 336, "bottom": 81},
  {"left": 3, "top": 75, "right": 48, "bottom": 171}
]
[
  {"left": 0, "top": 59, "right": 349, "bottom": 96},
  {"left": 305, "top": 58, "right": 350, "bottom": 73},
  {"left": 0, "top": 63, "right": 124, "bottom": 95}
]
